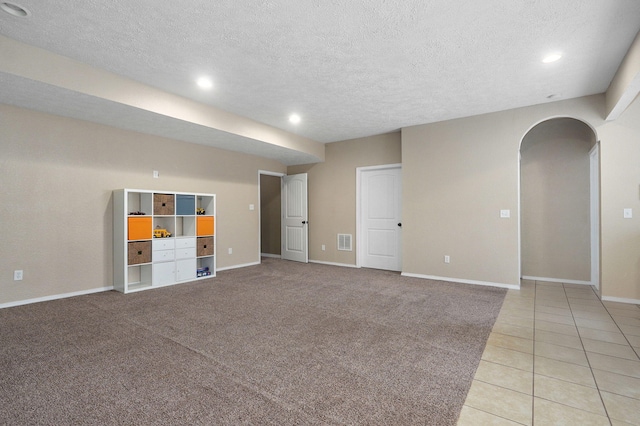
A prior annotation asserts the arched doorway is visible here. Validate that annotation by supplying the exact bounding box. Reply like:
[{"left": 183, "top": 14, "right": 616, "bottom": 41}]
[{"left": 520, "top": 117, "right": 598, "bottom": 287}]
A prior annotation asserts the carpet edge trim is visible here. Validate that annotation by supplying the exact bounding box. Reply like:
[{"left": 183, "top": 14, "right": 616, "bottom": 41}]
[
  {"left": 522, "top": 275, "right": 593, "bottom": 285},
  {"left": 401, "top": 273, "right": 518, "bottom": 289}
]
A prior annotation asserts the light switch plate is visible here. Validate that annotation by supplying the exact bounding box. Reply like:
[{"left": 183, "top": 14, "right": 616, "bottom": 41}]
[
  {"left": 624, "top": 208, "right": 633, "bottom": 218},
  {"left": 500, "top": 209, "right": 511, "bottom": 218},
  {"left": 249, "top": 204, "right": 255, "bottom": 211}
]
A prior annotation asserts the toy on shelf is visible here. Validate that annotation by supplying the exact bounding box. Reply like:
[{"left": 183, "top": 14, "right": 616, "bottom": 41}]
[
  {"left": 197, "top": 266, "right": 211, "bottom": 277},
  {"left": 153, "top": 227, "right": 172, "bottom": 238},
  {"left": 196, "top": 208, "right": 206, "bottom": 215},
  {"left": 129, "top": 211, "right": 146, "bottom": 215}
]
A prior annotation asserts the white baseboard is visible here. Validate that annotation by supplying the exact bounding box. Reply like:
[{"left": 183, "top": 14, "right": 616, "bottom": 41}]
[
  {"left": 261, "top": 253, "right": 281, "bottom": 259},
  {"left": 601, "top": 296, "right": 640, "bottom": 305},
  {"left": 217, "top": 261, "right": 260, "bottom": 272},
  {"left": 401, "top": 272, "right": 519, "bottom": 290},
  {"left": 0, "top": 286, "right": 114, "bottom": 310},
  {"left": 309, "top": 260, "right": 358, "bottom": 268},
  {"left": 521, "top": 276, "right": 592, "bottom": 285}
]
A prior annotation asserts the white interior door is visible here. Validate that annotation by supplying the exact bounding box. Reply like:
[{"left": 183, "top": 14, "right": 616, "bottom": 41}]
[
  {"left": 360, "top": 166, "right": 402, "bottom": 271},
  {"left": 281, "top": 173, "right": 308, "bottom": 263}
]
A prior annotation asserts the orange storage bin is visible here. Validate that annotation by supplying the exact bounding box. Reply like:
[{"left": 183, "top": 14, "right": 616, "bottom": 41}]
[
  {"left": 128, "top": 217, "right": 152, "bottom": 240},
  {"left": 197, "top": 216, "right": 214, "bottom": 236}
]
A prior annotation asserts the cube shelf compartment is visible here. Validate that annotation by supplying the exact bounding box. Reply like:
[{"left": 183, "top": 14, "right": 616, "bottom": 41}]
[
  {"left": 128, "top": 241, "right": 151, "bottom": 265},
  {"left": 113, "top": 189, "right": 216, "bottom": 294},
  {"left": 176, "top": 194, "right": 195, "bottom": 215},
  {"left": 197, "top": 195, "right": 214, "bottom": 215},
  {"left": 128, "top": 217, "right": 152, "bottom": 240},
  {"left": 153, "top": 193, "right": 174, "bottom": 215},
  {"left": 196, "top": 216, "right": 214, "bottom": 236},
  {"left": 197, "top": 236, "right": 214, "bottom": 256},
  {"left": 175, "top": 216, "right": 196, "bottom": 237}
]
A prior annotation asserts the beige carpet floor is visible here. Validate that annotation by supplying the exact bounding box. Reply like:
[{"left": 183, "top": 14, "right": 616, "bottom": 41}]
[{"left": 0, "top": 258, "right": 505, "bottom": 425}]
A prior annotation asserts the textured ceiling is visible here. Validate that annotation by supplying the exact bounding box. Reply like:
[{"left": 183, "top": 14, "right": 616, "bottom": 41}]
[
  {"left": 0, "top": 72, "right": 320, "bottom": 165},
  {"left": 1, "top": 0, "right": 640, "bottom": 162}
]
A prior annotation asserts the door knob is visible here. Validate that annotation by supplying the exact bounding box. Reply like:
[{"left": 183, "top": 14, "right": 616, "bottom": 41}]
[
  {"left": 398, "top": 223, "right": 402, "bottom": 227},
  {"left": 302, "top": 221, "right": 308, "bottom": 224}
]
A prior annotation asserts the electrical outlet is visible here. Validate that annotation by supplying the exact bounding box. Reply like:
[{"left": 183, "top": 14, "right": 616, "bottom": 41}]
[
  {"left": 322, "top": 244, "right": 326, "bottom": 251},
  {"left": 249, "top": 204, "right": 255, "bottom": 211},
  {"left": 624, "top": 208, "right": 633, "bottom": 218},
  {"left": 228, "top": 248, "right": 232, "bottom": 255},
  {"left": 444, "top": 255, "right": 450, "bottom": 264},
  {"left": 14, "top": 270, "right": 23, "bottom": 281},
  {"left": 153, "top": 170, "right": 159, "bottom": 178}
]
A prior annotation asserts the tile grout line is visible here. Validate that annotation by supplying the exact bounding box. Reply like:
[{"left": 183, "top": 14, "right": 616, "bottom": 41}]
[
  {"left": 468, "top": 282, "right": 640, "bottom": 425},
  {"left": 520, "top": 282, "right": 640, "bottom": 424},
  {"left": 564, "top": 282, "right": 612, "bottom": 424},
  {"left": 599, "top": 301, "right": 640, "bottom": 361},
  {"left": 534, "top": 283, "right": 616, "bottom": 422},
  {"left": 459, "top": 284, "right": 533, "bottom": 426}
]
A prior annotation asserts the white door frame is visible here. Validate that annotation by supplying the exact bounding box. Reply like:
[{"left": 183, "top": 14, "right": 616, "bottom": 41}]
[
  {"left": 258, "top": 170, "right": 285, "bottom": 263},
  {"left": 589, "top": 143, "right": 600, "bottom": 290},
  {"left": 517, "top": 151, "right": 522, "bottom": 285},
  {"left": 356, "top": 163, "right": 402, "bottom": 269},
  {"left": 517, "top": 116, "right": 600, "bottom": 288}
]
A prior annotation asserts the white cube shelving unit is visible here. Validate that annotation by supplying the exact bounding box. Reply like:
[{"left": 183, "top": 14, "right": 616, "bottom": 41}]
[{"left": 113, "top": 189, "right": 216, "bottom": 293}]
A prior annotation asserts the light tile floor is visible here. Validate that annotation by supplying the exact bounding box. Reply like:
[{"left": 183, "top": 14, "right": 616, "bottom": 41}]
[{"left": 457, "top": 280, "right": 640, "bottom": 426}]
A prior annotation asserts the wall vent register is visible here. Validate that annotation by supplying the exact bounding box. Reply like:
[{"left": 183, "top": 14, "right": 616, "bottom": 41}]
[{"left": 338, "top": 234, "right": 353, "bottom": 251}]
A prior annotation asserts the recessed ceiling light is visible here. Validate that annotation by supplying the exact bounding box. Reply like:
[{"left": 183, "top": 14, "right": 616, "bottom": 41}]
[
  {"left": 289, "top": 114, "right": 301, "bottom": 124},
  {"left": 196, "top": 77, "right": 213, "bottom": 90},
  {"left": 542, "top": 53, "right": 562, "bottom": 63},
  {"left": 1, "top": 2, "right": 30, "bottom": 17}
]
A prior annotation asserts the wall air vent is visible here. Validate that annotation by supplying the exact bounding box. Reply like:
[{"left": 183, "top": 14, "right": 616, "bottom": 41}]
[{"left": 337, "top": 234, "right": 352, "bottom": 251}]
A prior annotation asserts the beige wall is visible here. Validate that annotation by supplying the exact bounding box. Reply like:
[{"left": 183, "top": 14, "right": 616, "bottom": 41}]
[
  {"left": 599, "top": 96, "right": 640, "bottom": 301},
  {"left": 0, "top": 104, "right": 286, "bottom": 305},
  {"left": 606, "top": 30, "right": 640, "bottom": 119},
  {"left": 520, "top": 118, "right": 595, "bottom": 282},
  {"left": 288, "top": 132, "right": 401, "bottom": 265},
  {"left": 402, "top": 94, "right": 640, "bottom": 300},
  {"left": 3, "top": 94, "right": 640, "bottom": 305},
  {"left": 402, "top": 109, "right": 521, "bottom": 286},
  {"left": 260, "top": 174, "right": 281, "bottom": 255}
]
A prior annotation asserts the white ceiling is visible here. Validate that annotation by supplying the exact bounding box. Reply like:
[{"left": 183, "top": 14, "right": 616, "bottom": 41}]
[{"left": 1, "top": 0, "right": 640, "bottom": 163}]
